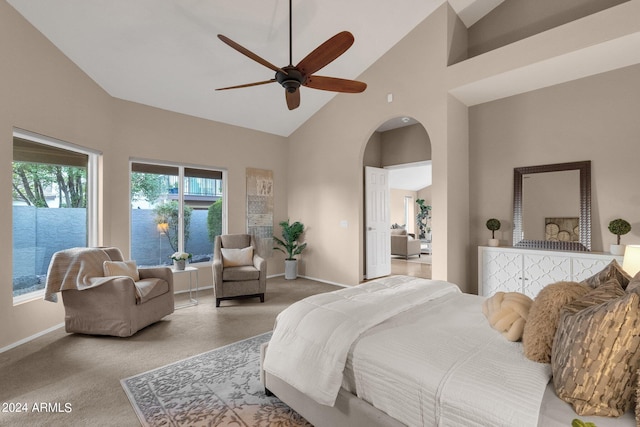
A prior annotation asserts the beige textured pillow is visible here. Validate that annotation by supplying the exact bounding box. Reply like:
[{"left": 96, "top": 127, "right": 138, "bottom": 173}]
[
  {"left": 522, "top": 281, "right": 590, "bottom": 363},
  {"left": 221, "top": 246, "right": 253, "bottom": 267},
  {"left": 581, "top": 259, "right": 632, "bottom": 289},
  {"left": 552, "top": 292, "right": 640, "bottom": 416},
  {"left": 103, "top": 260, "right": 140, "bottom": 281}
]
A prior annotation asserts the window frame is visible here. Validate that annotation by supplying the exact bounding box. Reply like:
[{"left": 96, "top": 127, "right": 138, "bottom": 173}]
[
  {"left": 129, "top": 158, "right": 227, "bottom": 266},
  {"left": 12, "top": 128, "right": 101, "bottom": 305}
]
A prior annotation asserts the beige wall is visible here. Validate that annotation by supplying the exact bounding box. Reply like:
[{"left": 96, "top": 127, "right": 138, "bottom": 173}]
[
  {"left": 287, "top": 5, "right": 469, "bottom": 286},
  {"left": 417, "top": 186, "right": 432, "bottom": 205},
  {"left": 380, "top": 124, "right": 431, "bottom": 166},
  {"left": 467, "top": 0, "right": 629, "bottom": 57},
  {"left": 0, "top": 1, "right": 287, "bottom": 350},
  {"left": 364, "top": 123, "right": 431, "bottom": 168},
  {"left": 390, "top": 189, "right": 418, "bottom": 234},
  {"left": 469, "top": 64, "right": 640, "bottom": 292}
]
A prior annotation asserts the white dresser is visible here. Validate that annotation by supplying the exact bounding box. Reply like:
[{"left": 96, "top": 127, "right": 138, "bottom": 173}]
[{"left": 478, "top": 246, "right": 622, "bottom": 298}]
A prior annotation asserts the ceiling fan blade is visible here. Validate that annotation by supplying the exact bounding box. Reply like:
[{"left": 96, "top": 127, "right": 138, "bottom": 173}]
[
  {"left": 215, "top": 79, "right": 276, "bottom": 91},
  {"left": 285, "top": 88, "right": 300, "bottom": 110},
  {"left": 304, "top": 75, "right": 367, "bottom": 93},
  {"left": 218, "top": 34, "right": 287, "bottom": 75},
  {"left": 296, "top": 31, "right": 354, "bottom": 76}
]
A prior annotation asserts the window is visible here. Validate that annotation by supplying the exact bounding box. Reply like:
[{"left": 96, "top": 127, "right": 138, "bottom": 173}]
[
  {"left": 404, "top": 196, "right": 413, "bottom": 234},
  {"left": 130, "top": 161, "right": 225, "bottom": 266},
  {"left": 12, "top": 129, "right": 99, "bottom": 303}
]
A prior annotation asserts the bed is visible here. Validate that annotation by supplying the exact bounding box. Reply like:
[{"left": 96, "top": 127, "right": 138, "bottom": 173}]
[{"left": 260, "top": 275, "right": 636, "bottom": 427}]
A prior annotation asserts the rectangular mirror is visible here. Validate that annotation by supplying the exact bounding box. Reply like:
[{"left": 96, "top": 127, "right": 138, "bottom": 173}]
[{"left": 513, "top": 161, "right": 591, "bottom": 251}]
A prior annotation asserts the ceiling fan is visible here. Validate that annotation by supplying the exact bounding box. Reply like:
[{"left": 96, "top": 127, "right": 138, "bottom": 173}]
[{"left": 215, "top": 0, "right": 367, "bottom": 110}]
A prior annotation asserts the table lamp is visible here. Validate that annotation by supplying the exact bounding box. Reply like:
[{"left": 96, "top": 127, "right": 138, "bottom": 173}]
[{"left": 622, "top": 244, "right": 640, "bottom": 277}]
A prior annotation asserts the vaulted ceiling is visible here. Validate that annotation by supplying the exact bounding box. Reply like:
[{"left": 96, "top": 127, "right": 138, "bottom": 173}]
[{"left": 7, "top": 0, "right": 503, "bottom": 136}]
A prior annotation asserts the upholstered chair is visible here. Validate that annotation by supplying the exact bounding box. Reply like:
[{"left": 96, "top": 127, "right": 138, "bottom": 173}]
[
  {"left": 213, "top": 234, "right": 266, "bottom": 307},
  {"left": 390, "top": 228, "right": 422, "bottom": 259},
  {"left": 45, "top": 247, "right": 174, "bottom": 337}
]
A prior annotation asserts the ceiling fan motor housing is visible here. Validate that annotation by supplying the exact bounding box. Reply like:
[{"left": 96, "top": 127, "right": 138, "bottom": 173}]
[{"left": 276, "top": 67, "right": 305, "bottom": 92}]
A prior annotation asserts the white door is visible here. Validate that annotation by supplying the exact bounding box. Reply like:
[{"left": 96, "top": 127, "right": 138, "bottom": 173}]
[{"left": 365, "top": 166, "right": 390, "bottom": 279}]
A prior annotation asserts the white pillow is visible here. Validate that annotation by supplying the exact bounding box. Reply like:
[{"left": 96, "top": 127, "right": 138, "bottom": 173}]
[
  {"left": 221, "top": 247, "right": 254, "bottom": 267},
  {"left": 103, "top": 260, "right": 140, "bottom": 281}
]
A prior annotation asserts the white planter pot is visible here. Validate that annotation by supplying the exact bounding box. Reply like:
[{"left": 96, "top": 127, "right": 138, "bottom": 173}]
[
  {"left": 174, "top": 260, "right": 186, "bottom": 270},
  {"left": 285, "top": 259, "right": 298, "bottom": 280},
  {"left": 488, "top": 239, "right": 500, "bottom": 247},
  {"left": 610, "top": 244, "right": 626, "bottom": 256}
]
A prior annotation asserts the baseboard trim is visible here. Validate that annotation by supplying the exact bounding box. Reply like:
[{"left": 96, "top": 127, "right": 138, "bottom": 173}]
[
  {"left": 298, "top": 275, "right": 349, "bottom": 288},
  {"left": 0, "top": 322, "right": 65, "bottom": 354}
]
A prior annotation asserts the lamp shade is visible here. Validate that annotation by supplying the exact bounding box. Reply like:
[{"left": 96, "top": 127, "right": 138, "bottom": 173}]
[{"left": 622, "top": 245, "right": 640, "bottom": 277}]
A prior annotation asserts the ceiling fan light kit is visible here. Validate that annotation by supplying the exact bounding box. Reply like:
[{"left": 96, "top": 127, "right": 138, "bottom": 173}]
[{"left": 216, "top": 0, "right": 366, "bottom": 110}]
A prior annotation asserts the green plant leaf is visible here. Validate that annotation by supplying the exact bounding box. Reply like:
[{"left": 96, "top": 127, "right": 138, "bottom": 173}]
[{"left": 273, "top": 219, "right": 307, "bottom": 260}]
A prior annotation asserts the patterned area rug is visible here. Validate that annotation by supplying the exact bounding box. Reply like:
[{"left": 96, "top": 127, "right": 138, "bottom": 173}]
[{"left": 121, "top": 332, "right": 311, "bottom": 426}]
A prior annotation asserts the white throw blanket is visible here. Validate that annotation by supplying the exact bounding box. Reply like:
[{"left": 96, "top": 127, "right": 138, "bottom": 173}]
[
  {"left": 263, "top": 276, "right": 461, "bottom": 406},
  {"left": 44, "top": 247, "right": 118, "bottom": 302}
]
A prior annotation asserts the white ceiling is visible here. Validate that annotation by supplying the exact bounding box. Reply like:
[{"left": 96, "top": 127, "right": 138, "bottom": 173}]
[
  {"left": 7, "top": 0, "right": 502, "bottom": 137},
  {"left": 387, "top": 161, "right": 432, "bottom": 192}
]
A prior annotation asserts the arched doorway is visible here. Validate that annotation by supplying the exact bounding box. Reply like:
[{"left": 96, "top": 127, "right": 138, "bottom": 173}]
[{"left": 361, "top": 116, "right": 432, "bottom": 281}]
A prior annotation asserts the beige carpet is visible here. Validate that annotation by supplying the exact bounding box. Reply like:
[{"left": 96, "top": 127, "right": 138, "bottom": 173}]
[{"left": 0, "top": 277, "right": 338, "bottom": 427}]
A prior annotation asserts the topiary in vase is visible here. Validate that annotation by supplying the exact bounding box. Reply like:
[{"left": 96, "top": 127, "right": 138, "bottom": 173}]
[
  {"left": 486, "top": 218, "right": 501, "bottom": 247},
  {"left": 608, "top": 218, "right": 631, "bottom": 255}
]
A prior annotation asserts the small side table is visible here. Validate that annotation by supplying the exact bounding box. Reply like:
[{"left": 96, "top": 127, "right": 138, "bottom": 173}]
[{"left": 171, "top": 266, "right": 199, "bottom": 309}]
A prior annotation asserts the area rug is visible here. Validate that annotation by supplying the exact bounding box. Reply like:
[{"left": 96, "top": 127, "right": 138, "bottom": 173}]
[{"left": 121, "top": 332, "right": 311, "bottom": 427}]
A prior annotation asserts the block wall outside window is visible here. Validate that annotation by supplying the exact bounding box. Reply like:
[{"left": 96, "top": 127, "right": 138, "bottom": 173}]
[{"left": 11, "top": 130, "right": 98, "bottom": 303}]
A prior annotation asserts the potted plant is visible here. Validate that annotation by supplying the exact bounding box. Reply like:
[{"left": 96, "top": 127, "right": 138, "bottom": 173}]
[
  {"left": 416, "top": 199, "right": 432, "bottom": 240},
  {"left": 273, "top": 219, "right": 307, "bottom": 280},
  {"left": 608, "top": 218, "right": 631, "bottom": 256},
  {"left": 486, "top": 218, "right": 501, "bottom": 247},
  {"left": 171, "top": 251, "right": 192, "bottom": 270}
]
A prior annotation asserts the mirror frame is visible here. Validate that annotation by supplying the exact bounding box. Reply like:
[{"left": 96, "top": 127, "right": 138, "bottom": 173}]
[{"left": 513, "top": 160, "right": 591, "bottom": 251}]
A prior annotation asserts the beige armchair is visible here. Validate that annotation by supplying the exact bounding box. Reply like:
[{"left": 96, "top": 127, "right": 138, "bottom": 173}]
[
  {"left": 45, "top": 247, "right": 174, "bottom": 337},
  {"left": 391, "top": 229, "right": 422, "bottom": 259},
  {"left": 213, "top": 234, "right": 266, "bottom": 307}
]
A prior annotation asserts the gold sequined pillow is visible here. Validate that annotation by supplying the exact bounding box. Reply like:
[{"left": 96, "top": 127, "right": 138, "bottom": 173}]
[
  {"left": 626, "top": 272, "right": 640, "bottom": 295},
  {"left": 636, "top": 371, "right": 640, "bottom": 427},
  {"left": 581, "top": 259, "right": 632, "bottom": 289},
  {"left": 562, "top": 279, "right": 625, "bottom": 315},
  {"left": 551, "top": 292, "right": 640, "bottom": 416}
]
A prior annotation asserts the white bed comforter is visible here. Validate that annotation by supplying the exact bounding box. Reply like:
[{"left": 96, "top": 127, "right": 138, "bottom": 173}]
[
  {"left": 346, "top": 291, "right": 552, "bottom": 427},
  {"left": 263, "top": 276, "right": 459, "bottom": 406}
]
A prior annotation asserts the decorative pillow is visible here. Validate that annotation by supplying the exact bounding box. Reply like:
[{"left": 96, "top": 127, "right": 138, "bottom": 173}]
[
  {"left": 626, "top": 271, "right": 640, "bottom": 295},
  {"left": 581, "top": 259, "right": 632, "bottom": 289},
  {"left": 103, "top": 260, "right": 140, "bottom": 281},
  {"left": 482, "top": 291, "right": 533, "bottom": 342},
  {"left": 551, "top": 292, "right": 640, "bottom": 416},
  {"left": 562, "top": 279, "right": 625, "bottom": 315},
  {"left": 522, "top": 281, "right": 590, "bottom": 363},
  {"left": 636, "top": 371, "right": 640, "bottom": 426},
  {"left": 221, "top": 246, "right": 254, "bottom": 267}
]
